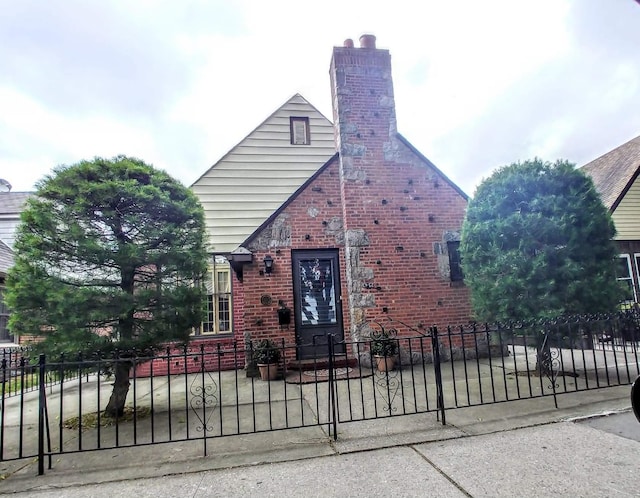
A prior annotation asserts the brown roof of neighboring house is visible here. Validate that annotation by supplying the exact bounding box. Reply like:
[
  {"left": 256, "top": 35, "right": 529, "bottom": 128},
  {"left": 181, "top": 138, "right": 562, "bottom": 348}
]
[
  {"left": 582, "top": 135, "right": 640, "bottom": 211},
  {"left": 0, "top": 192, "right": 33, "bottom": 215},
  {"left": 0, "top": 239, "right": 13, "bottom": 275}
]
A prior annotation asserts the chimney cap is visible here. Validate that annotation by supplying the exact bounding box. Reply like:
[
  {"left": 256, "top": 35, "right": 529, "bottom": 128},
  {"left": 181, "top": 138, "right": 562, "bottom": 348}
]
[
  {"left": 343, "top": 38, "right": 354, "bottom": 48},
  {"left": 359, "top": 34, "right": 376, "bottom": 49}
]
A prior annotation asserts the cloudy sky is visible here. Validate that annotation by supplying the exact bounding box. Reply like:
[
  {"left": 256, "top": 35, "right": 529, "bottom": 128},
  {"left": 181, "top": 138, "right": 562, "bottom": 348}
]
[{"left": 1, "top": 0, "right": 639, "bottom": 196}]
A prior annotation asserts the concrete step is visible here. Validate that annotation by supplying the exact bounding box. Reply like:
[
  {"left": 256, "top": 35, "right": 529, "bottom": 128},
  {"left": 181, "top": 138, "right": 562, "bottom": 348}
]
[{"left": 286, "top": 355, "right": 357, "bottom": 371}]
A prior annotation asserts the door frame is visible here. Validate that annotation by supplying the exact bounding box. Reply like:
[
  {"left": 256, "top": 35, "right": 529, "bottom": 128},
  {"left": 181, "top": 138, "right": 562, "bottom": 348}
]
[{"left": 291, "top": 249, "right": 344, "bottom": 360}]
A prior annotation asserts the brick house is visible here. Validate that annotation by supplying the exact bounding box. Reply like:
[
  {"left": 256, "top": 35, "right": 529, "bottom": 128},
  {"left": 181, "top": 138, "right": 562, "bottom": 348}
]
[
  {"left": 582, "top": 134, "right": 640, "bottom": 304},
  {"left": 187, "top": 35, "right": 473, "bottom": 369}
]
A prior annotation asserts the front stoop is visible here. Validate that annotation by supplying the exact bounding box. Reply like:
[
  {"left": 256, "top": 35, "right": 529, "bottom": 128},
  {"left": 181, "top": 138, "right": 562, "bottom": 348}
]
[{"left": 286, "top": 355, "right": 358, "bottom": 371}]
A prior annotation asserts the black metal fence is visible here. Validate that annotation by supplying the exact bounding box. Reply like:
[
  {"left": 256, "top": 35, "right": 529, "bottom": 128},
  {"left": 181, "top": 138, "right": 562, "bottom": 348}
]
[
  {"left": 1, "top": 347, "right": 86, "bottom": 399},
  {"left": 1, "top": 312, "right": 639, "bottom": 476}
]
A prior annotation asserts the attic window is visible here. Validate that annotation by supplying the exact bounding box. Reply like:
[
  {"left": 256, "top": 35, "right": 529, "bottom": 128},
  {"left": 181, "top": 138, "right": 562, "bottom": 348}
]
[{"left": 290, "top": 117, "right": 310, "bottom": 145}]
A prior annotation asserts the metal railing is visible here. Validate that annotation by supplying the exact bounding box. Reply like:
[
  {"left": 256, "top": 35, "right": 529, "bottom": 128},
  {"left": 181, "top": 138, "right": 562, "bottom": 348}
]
[
  {"left": 1, "top": 348, "right": 87, "bottom": 399},
  {"left": 0, "top": 312, "right": 638, "bottom": 476}
]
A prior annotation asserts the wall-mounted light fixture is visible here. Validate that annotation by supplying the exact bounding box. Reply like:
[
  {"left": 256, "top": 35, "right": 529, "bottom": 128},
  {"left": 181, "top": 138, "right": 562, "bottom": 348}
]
[{"left": 263, "top": 255, "right": 274, "bottom": 275}]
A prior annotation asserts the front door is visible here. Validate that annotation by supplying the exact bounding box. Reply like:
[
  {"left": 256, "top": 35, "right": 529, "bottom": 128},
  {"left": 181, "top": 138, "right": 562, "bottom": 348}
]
[{"left": 292, "top": 250, "right": 344, "bottom": 359}]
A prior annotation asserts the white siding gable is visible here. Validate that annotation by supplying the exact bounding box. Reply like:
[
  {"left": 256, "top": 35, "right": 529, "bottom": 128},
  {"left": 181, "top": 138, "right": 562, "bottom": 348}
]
[
  {"left": 191, "top": 94, "right": 335, "bottom": 253},
  {"left": 612, "top": 173, "right": 640, "bottom": 240},
  {"left": 0, "top": 192, "right": 32, "bottom": 249},
  {"left": 0, "top": 217, "right": 21, "bottom": 248}
]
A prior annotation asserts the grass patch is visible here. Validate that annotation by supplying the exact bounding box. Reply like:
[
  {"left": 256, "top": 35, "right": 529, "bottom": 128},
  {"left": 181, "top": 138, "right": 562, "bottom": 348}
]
[
  {"left": 2, "top": 375, "right": 39, "bottom": 395},
  {"left": 2, "top": 369, "right": 84, "bottom": 396},
  {"left": 63, "top": 406, "right": 152, "bottom": 430}
]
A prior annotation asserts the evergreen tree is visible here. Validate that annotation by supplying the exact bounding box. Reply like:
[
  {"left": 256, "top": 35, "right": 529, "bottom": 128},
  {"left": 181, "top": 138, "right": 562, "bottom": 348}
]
[
  {"left": 6, "top": 156, "right": 208, "bottom": 416},
  {"left": 460, "top": 158, "right": 622, "bottom": 324}
]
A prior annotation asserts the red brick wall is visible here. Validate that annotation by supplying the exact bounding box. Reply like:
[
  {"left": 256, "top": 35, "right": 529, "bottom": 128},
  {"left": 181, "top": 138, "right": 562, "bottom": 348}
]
[
  {"left": 232, "top": 277, "right": 246, "bottom": 343},
  {"left": 134, "top": 337, "right": 244, "bottom": 377},
  {"left": 347, "top": 154, "right": 473, "bottom": 326},
  {"left": 329, "top": 38, "right": 473, "bottom": 342},
  {"left": 17, "top": 334, "right": 45, "bottom": 345},
  {"left": 243, "top": 159, "right": 349, "bottom": 363}
]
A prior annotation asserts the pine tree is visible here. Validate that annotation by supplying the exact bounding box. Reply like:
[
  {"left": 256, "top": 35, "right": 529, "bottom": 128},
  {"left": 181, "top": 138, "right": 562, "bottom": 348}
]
[
  {"left": 6, "top": 156, "right": 208, "bottom": 416},
  {"left": 461, "top": 158, "right": 622, "bottom": 324}
]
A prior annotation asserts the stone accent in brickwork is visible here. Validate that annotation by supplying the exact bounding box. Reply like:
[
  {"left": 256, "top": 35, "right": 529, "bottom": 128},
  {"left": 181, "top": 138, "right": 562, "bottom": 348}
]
[{"left": 247, "top": 214, "right": 291, "bottom": 251}]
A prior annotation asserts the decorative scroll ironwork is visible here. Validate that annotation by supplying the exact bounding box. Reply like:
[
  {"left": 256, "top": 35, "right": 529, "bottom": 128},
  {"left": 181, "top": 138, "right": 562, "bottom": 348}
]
[
  {"left": 189, "top": 372, "right": 220, "bottom": 433},
  {"left": 374, "top": 369, "right": 400, "bottom": 413},
  {"left": 370, "top": 323, "right": 398, "bottom": 342},
  {"left": 538, "top": 333, "right": 560, "bottom": 391},
  {"left": 368, "top": 322, "right": 401, "bottom": 412}
]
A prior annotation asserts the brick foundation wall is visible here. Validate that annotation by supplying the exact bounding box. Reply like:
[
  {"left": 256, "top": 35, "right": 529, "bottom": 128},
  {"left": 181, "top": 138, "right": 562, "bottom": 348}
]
[{"left": 134, "top": 337, "right": 244, "bottom": 377}]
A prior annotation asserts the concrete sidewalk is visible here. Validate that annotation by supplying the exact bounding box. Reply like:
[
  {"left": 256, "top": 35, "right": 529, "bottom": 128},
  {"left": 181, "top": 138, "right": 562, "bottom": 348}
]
[
  {"left": 3, "top": 409, "right": 640, "bottom": 497},
  {"left": 0, "top": 381, "right": 636, "bottom": 495}
]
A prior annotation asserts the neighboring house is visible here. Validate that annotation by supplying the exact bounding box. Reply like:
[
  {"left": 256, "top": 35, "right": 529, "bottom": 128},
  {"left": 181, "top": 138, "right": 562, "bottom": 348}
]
[
  {"left": 0, "top": 190, "right": 32, "bottom": 343},
  {"left": 0, "top": 191, "right": 31, "bottom": 249},
  {"left": 582, "top": 134, "right": 640, "bottom": 303},
  {"left": 187, "top": 35, "right": 473, "bottom": 368},
  {"left": 0, "top": 240, "right": 13, "bottom": 341}
]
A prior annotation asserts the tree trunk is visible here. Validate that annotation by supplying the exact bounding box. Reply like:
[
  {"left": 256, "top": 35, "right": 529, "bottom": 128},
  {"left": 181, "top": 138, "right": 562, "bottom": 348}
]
[{"left": 104, "top": 360, "right": 132, "bottom": 417}]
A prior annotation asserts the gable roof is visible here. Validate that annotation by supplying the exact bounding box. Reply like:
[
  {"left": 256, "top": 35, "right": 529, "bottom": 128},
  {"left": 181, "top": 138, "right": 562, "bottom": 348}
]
[
  {"left": 0, "top": 239, "right": 13, "bottom": 276},
  {"left": 242, "top": 153, "right": 339, "bottom": 249},
  {"left": 0, "top": 192, "right": 32, "bottom": 215},
  {"left": 581, "top": 134, "right": 640, "bottom": 211},
  {"left": 397, "top": 134, "right": 469, "bottom": 201},
  {"left": 241, "top": 134, "right": 467, "bottom": 249},
  {"left": 191, "top": 94, "right": 336, "bottom": 254}
]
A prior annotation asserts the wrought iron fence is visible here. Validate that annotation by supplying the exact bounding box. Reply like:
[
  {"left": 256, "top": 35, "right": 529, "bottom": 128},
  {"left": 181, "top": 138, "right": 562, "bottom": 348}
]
[
  {"left": 0, "top": 312, "right": 638, "bottom": 476},
  {"left": 434, "top": 315, "right": 640, "bottom": 413},
  {"left": 0, "top": 342, "right": 337, "bottom": 475},
  {"left": 1, "top": 347, "right": 86, "bottom": 399}
]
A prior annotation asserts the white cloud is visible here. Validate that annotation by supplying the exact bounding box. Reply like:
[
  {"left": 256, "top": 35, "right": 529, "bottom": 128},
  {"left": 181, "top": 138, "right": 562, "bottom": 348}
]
[{"left": 1, "top": 0, "right": 639, "bottom": 196}]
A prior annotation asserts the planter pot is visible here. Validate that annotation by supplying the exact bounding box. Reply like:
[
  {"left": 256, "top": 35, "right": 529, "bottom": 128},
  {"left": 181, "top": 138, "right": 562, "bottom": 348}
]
[
  {"left": 374, "top": 355, "right": 396, "bottom": 372},
  {"left": 257, "top": 363, "right": 279, "bottom": 381}
]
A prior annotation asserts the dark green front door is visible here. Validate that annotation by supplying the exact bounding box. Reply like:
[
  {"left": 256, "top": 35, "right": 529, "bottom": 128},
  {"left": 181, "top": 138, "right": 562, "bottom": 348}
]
[{"left": 292, "top": 250, "right": 344, "bottom": 359}]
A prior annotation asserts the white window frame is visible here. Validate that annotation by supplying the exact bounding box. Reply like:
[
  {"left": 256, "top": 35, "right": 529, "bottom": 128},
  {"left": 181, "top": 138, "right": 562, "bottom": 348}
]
[
  {"left": 0, "top": 283, "right": 9, "bottom": 341},
  {"left": 290, "top": 117, "right": 310, "bottom": 145},
  {"left": 617, "top": 254, "right": 637, "bottom": 303},
  {"left": 633, "top": 253, "right": 640, "bottom": 303},
  {"left": 196, "top": 257, "right": 232, "bottom": 336}
]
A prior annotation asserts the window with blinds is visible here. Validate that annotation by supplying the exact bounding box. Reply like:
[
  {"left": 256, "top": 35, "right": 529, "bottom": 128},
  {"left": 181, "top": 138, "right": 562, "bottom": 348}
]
[
  {"left": 290, "top": 117, "right": 310, "bottom": 145},
  {"left": 196, "top": 258, "right": 232, "bottom": 335}
]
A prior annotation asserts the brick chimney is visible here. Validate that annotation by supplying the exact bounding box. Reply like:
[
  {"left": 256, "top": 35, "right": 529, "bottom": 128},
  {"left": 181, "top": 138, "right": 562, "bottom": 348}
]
[
  {"left": 329, "top": 35, "right": 400, "bottom": 341},
  {"left": 330, "top": 34, "right": 397, "bottom": 180},
  {"left": 329, "top": 35, "right": 472, "bottom": 343}
]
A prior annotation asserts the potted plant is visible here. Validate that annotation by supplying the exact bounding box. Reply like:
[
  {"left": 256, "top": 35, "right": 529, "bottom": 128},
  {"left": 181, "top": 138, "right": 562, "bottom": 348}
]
[
  {"left": 370, "top": 327, "right": 399, "bottom": 372},
  {"left": 253, "top": 339, "right": 281, "bottom": 381}
]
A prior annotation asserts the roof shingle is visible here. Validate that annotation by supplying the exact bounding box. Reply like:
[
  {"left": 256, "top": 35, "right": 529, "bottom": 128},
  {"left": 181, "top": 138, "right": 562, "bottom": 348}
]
[
  {"left": 0, "top": 192, "right": 32, "bottom": 215},
  {"left": 582, "top": 135, "right": 640, "bottom": 210}
]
